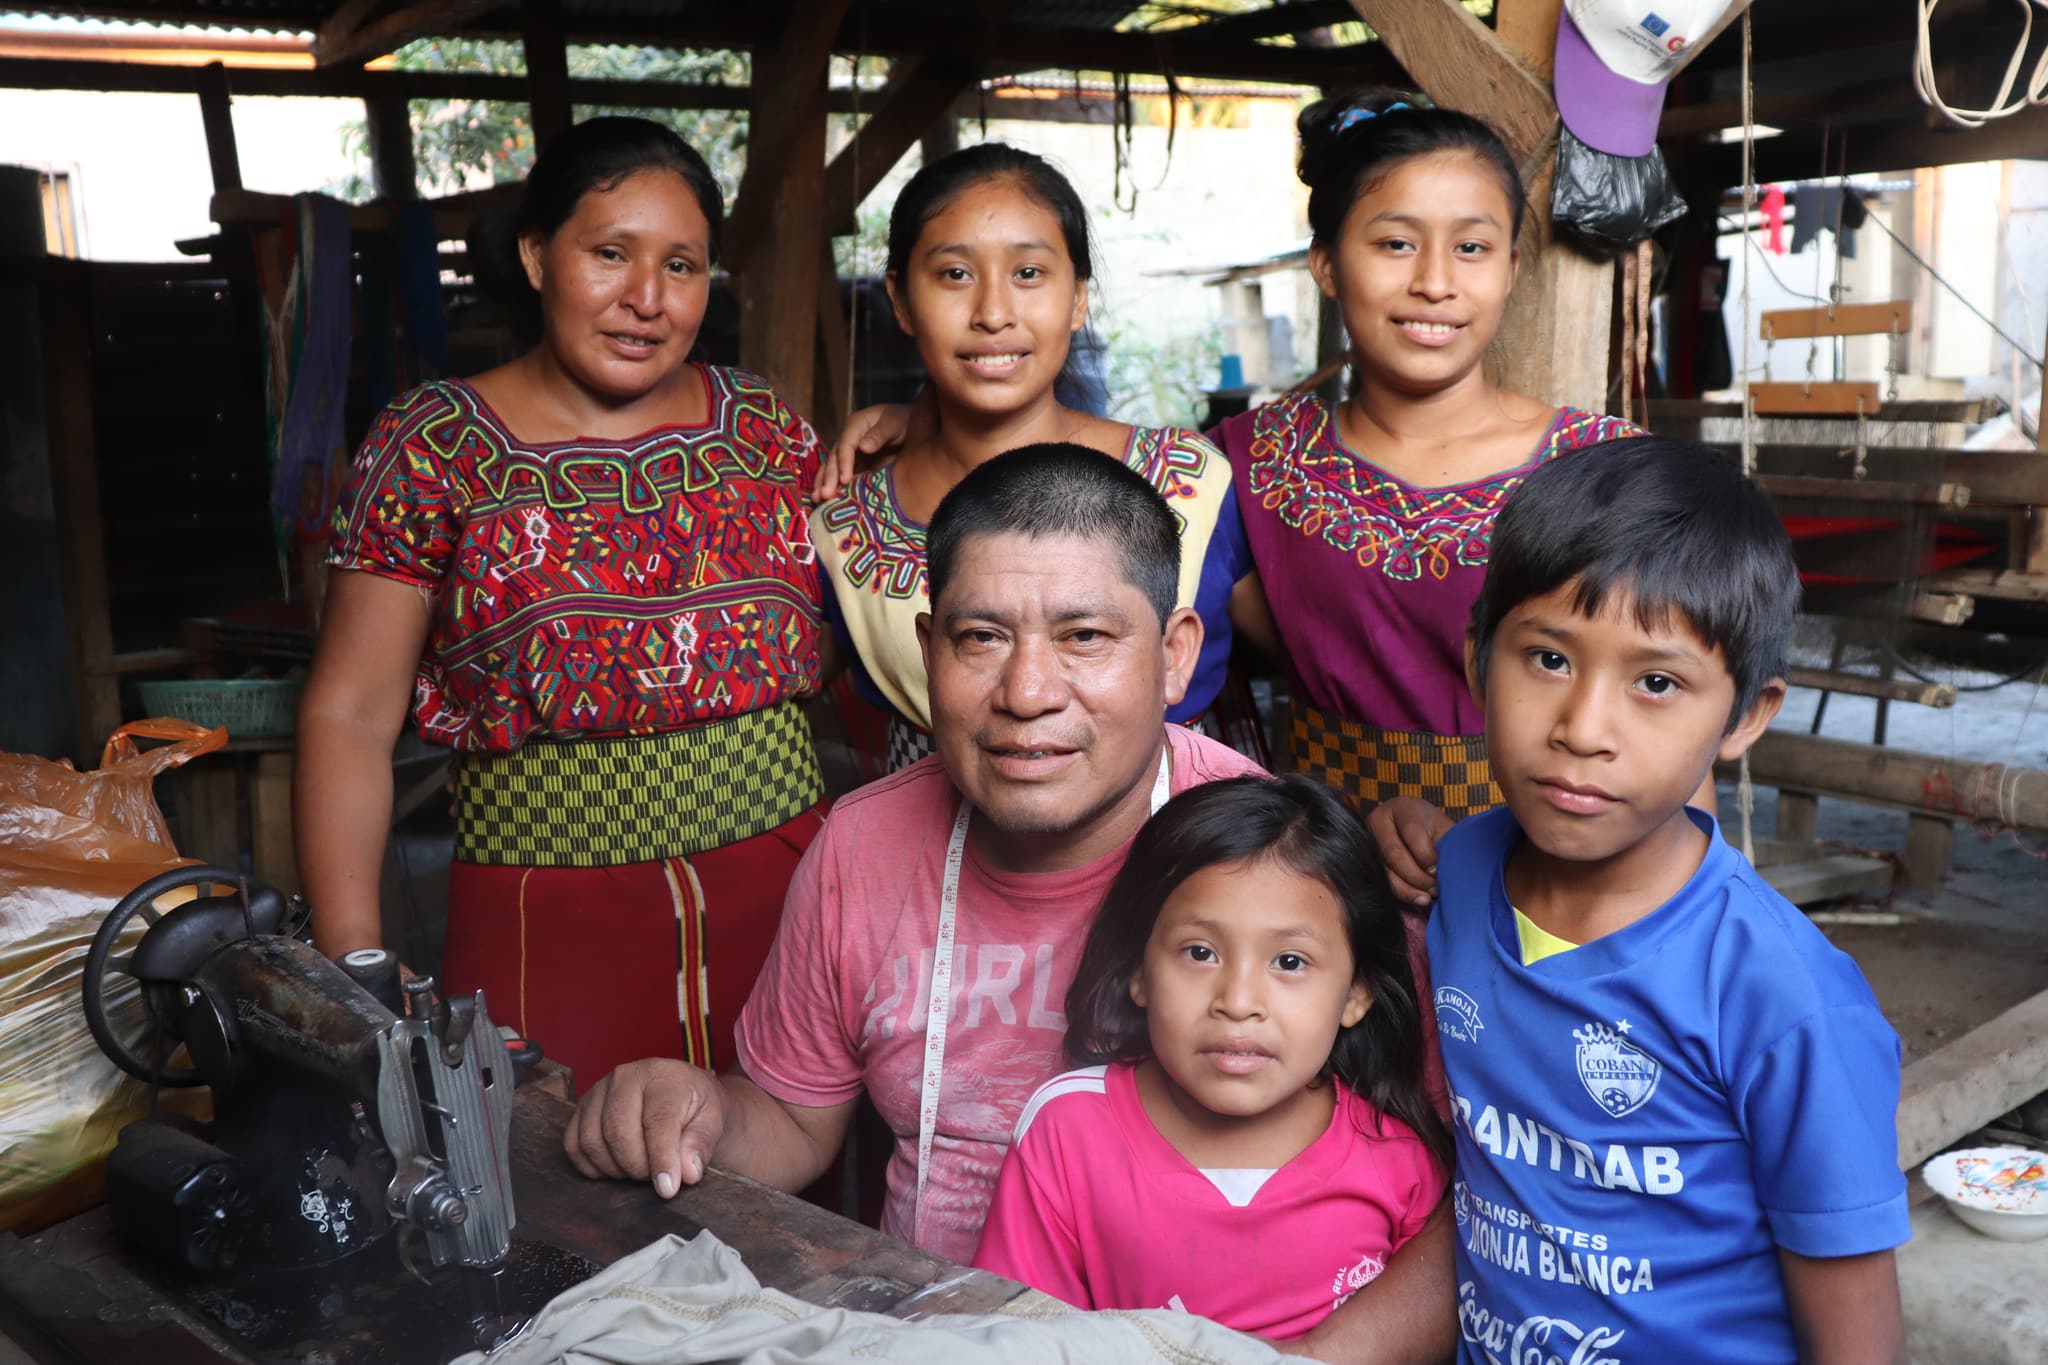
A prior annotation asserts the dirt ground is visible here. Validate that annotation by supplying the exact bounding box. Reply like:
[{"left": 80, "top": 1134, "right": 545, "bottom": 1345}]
[{"left": 1737, "top": 649, "right": 2048, "bottom": 1067}]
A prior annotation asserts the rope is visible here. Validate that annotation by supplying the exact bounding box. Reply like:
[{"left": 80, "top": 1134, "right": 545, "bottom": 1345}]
[
  {"left": 1621, "top": 247, "right": 1637, "bottom": 427},
  {"left": 1914, "top": 0, "right": 2048, "bottom": 127},
  {"left": 1860, "top": 212, "right": 2047, "bottom": 370},
  {"left": 844, "top": 51, "right": 863, "bottom": 423},
  {"left": 1736, "top": 8, "right": 1758, "bottom": 866}
]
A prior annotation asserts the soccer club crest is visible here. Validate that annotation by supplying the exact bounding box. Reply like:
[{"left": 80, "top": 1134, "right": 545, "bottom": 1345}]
[{"left": 1573, "top": 1022, "right": 1661, "bottom": 1118}]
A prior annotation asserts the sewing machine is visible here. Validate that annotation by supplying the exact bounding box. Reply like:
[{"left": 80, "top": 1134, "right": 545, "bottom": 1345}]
[
  {"left": 3, "top": 878, "right": 1025, "bottom": 1362},
  {"left": 80, "top": 865, "right": 517, "bottom": 1285}
]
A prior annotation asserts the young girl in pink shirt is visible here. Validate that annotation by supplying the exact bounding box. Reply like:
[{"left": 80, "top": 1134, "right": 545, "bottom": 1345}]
[{"left": 973, "top": 775, "right": 1450, "bottom": 1340}]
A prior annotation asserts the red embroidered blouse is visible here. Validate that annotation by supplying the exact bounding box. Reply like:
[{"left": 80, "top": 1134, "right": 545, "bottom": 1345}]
[{"left": 327, "top": 366, "right": 824, "bottom": 754}]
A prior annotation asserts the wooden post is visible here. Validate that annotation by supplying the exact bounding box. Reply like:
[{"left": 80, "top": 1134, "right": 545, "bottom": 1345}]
[
  {"left": 922, "top": 110, "right": 959, "bottom": 166},
  {"left": 816, "top": 239, "right": 851, "bottom": 438},
  {"left": 196, "top": 61, "right": 242, "bottom": 193},
  {"left": 2026, "top": 301, "right": 2048, "bottom": 570},
  {"left": 732, "top": 0, "right": 846, "bottom": 413},
  {"left": 523, "top": 0, "right": 572, "bottom": 152},
  {"left": 1495, "top": 0, "right": 1613, "bottom": 415},
  {"left": 1349, "top": 0, "right": 1616, "bottom": 414},
  {"left": 725, "top": 0, "right": 849, "bottom": 270},
  {"left": 2038, "top": 302, "right": 2047, "bottom": 457},
  {"left": 1775, "top": 791, "right": 1820, "bottom": 843},
  {"left": 1496, "top": 0, "right": 1562, "bottom": 82},
  {"left": 38, "top": 260, "right": 121, "bottom": 758},
  {"left": 252, "top": 751, "right": 301, "bottom": 894},
  {"left": 365, "top": 96, "right": 418, "bottom": 200},
  {"left": 1902, "top": 812, "right": 1955, "bottom": 887}
]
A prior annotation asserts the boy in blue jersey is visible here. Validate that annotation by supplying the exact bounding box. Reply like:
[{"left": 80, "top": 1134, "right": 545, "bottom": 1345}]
[{"left": 1425, "top": 437, "right": 1909, "bottom": 1364}]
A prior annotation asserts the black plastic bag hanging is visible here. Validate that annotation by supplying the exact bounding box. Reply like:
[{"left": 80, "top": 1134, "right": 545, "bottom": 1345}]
[{"left": 1551, "top": 125, "right": 1689, "bottom": 257}]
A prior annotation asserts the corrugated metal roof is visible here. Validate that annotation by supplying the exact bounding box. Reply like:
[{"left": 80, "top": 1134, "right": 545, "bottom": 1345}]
[{"left": 0, "top": 0, "right": 1163, "bottom": 39}]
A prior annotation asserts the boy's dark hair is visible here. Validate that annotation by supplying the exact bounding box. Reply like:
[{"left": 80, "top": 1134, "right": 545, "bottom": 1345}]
[
  {"left": 1297, "top": 89, "right": 1526, "bottom": 247},
  {"left": 1065, "top": 774, "right": 1452, "bottom": 1174},
  {"left": 1470, "top": 436, "right": 1800, "bottom": 723},
  {"left": 926, "top": 444, "right": 1179, "bottom": 627},
  {"left": 885, "top": 142, "right": 1108, "bottom": 415}
]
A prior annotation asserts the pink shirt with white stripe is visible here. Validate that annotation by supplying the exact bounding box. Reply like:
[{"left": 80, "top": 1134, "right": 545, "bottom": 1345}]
[
  {"left": 733, "top": 726, "right": 1264, "bottom": 1264},
  {"left": 974, "top": 1062, "right": 1444, "bottom": 1340}
]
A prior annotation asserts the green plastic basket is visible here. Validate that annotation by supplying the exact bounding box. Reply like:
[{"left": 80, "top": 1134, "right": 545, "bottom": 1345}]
[{"left": 136, "top": 678, "right": 305, "bottom": 740}]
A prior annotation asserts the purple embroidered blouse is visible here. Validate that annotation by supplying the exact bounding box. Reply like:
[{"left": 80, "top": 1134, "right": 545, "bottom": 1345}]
[{"left": 1216, "top": 392, "right": 1634, "bottom": 737}]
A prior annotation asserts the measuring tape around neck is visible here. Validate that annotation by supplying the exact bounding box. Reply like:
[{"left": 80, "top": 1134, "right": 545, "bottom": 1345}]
[{"left": 910, "top": 744, "right": 1173, "bottom": 1243}]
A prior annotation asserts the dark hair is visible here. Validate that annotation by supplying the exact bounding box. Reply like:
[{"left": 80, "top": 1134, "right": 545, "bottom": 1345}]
[
  {"left": 885, "top": 143, "right": 1108, "bottom": 415},
  {"left": 1470, "top": 435, "right": 1800, "bottom": 723},
  {"left": 478, "top": 117, "right": 725, "bottom": 348},
  {"left": 887, "top": 142, "right": 1092, "bottom": 282},
  {"left": 1065, "top": 775, "right": 1452, "bottom": 1174},
  {"left": 519, "top": 116, "right": 724, "bottom": 260},
  {"left": 926, "top": 444, "right": 1179, "bottom": 627},
  {"left": 1297, "top": 89, "right": 1525, "bottom": 246}
]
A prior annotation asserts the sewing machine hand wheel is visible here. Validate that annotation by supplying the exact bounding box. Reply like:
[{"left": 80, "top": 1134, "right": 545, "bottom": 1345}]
[{"left": 82, "top": 864, "right": 305, "bottom": 1088}]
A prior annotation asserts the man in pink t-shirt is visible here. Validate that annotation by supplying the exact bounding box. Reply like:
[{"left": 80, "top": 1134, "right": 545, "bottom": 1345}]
[
  {"left": 736, "top": 720, "right": 1256, "bottom": 1261},
  {"left": 563, "top": 448, "right": 1452, "bottom": 1360}
]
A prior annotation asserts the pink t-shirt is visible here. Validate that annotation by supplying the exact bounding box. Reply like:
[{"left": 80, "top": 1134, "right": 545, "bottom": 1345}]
[
  {"left": 974, "top": 1062, "right": 1445, "bottom": 1340},
  {"left": 733, "top": 725, "right": 1263, "bottom": 1264}
]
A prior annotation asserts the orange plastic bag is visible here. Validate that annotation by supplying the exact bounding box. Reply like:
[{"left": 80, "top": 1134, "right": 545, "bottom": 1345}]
[{"left": 0, "top": 719, "right": 227, "bottom": 1232}]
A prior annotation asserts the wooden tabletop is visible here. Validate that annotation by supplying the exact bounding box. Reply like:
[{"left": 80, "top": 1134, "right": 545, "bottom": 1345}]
[{"left": 0, "top": 1079, "right": 1027, "bottom": 1364}]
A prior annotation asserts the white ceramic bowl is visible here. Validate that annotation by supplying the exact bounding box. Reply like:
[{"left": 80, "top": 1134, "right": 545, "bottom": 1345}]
[{"left": 1921, "top": 1146, "right": 2048, "bottom": 1242}]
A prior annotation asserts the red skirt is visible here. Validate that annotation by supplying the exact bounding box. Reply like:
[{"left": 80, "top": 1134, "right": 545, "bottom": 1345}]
[{"left": 441, "top": 801, "right": 826, "bottom": 1091}]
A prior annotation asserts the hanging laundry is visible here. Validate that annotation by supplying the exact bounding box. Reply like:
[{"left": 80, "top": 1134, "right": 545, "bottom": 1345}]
[
  {"left": 260, "top": 195, "right": 353, "bottom": 540},
  {"left": 1759, "top": 184, "right": 1787, "bottom": 254},
  {"left": 1789, "top": 184, "right": 1865, "bottom": 258},
  {"left": 360, "top": 202, "right": 451, "bottom": 414}
]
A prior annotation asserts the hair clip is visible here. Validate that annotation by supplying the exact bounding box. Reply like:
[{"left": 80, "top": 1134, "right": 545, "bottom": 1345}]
[{"left": 1333, "top": 101, "right": 1411, "bottom": 134}]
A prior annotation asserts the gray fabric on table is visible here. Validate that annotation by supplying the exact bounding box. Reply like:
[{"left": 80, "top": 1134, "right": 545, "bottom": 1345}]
[{"left": 454, "top": 1231, "right": 1297, "bottom": 1365}]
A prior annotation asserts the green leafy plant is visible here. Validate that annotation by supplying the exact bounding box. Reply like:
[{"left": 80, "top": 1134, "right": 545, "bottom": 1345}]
[{"left": 332, "top": 40, "right": 750, "bottom": 201}]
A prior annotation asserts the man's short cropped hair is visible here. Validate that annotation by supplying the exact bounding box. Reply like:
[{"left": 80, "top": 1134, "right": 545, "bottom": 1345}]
[
  {"left": 1470, "top": 435, "right": 1799, "bottom": 724},
  {"left": 926, "top": 444, "right": 1181, "bottom": 627}
]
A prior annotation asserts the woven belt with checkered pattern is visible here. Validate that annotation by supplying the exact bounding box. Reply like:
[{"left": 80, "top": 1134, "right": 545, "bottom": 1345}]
[
  {"left": 452, "top": 702, "right": 822, "bottom": 867},
  {"left": 1289, "top": 701, "right": 1502, "bottom": 822}
]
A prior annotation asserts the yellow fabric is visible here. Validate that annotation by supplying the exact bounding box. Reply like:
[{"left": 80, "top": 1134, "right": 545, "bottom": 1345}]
[{"left": 1514, "top": 907, "right": 1580, "bottom": 965}]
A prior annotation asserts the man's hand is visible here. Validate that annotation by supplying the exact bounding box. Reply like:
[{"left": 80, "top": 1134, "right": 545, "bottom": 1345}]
[
  {"left": 564, "top": 1059, "right": 725, "bottom": 1199},
  {"left": 1366, "top": 797, "right": 1454, "bottom": 909}
]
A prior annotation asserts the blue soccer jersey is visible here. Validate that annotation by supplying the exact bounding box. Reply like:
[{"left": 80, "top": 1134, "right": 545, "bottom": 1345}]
[{"left": 1427, "top": 808, "right": 1910, "bottom": 1365}]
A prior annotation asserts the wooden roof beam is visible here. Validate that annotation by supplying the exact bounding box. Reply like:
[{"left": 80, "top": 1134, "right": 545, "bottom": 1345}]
[
  {"left": 1658, "top": 78, "right": 1910, "bottom": 142},
  {"left": 1703, "top": 99, "right": 2048, "bottom": 187},
  {"left": 0, "top": 54, "right": 1241, "bottom": 128},
  {"left": 823, "top": 58, "right": 978, "bottom": 235},
  {"left": 1342, "top": 0, "right": 1555, "bottom": 169},
  {"left": 442, "top": 7, "right": 1404, "bottom": 86},
  {"left": 313, "top": 0, "right": 507, "bottom": 70},
  {"left": 0, "top": 54, "right": 781, "bottom": 106},
  {"left": 1175, "top": 0, "right": 1356, "bottom": 45}
]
